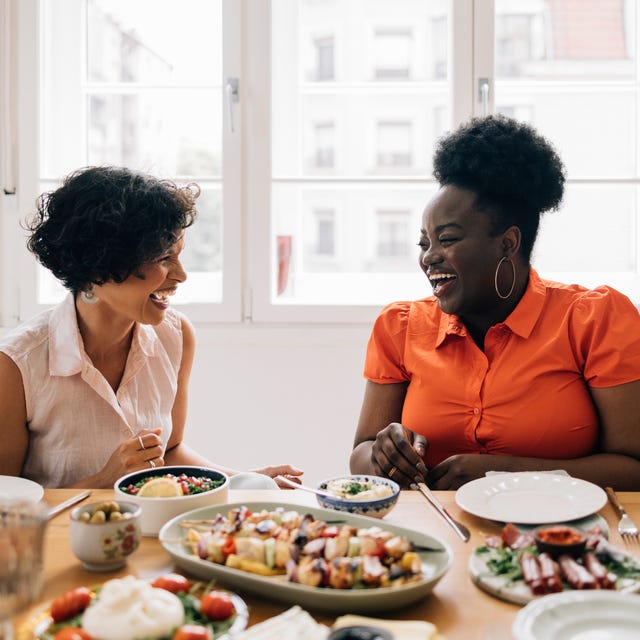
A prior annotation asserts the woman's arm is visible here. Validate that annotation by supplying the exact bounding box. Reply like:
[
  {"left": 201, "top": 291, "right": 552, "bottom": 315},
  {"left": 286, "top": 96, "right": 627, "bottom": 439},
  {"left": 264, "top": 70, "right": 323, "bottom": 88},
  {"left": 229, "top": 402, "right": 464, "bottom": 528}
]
[
  {"left": 350, "top": 380, "right": 427, "bottom": 486},
  {"left": 0, "top": 353, "right": 29, "bottom": 476},
  {"left": 428, "top": 379, "right": 640, "bottom": 490}
]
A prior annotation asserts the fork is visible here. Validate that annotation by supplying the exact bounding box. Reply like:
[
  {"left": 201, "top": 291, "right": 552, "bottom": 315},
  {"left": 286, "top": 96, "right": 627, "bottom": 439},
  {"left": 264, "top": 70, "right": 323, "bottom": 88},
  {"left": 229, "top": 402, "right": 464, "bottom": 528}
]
[{"left": 605, "top": 486, "right": 639, "bottom": 539}]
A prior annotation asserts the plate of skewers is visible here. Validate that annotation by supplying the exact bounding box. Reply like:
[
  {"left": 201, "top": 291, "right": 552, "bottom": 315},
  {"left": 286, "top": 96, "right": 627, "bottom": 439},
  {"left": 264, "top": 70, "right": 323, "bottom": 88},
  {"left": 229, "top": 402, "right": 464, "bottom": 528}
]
[{"left": 469, "top": 522, "right": 640, "bottom": 605}]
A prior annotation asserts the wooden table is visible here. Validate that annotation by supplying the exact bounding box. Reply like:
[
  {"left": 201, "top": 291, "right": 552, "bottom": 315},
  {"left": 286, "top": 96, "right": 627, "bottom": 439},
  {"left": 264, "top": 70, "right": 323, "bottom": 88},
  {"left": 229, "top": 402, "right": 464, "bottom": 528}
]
[{"left": 14, "top": 489, "right": 640, "bottom": 640}]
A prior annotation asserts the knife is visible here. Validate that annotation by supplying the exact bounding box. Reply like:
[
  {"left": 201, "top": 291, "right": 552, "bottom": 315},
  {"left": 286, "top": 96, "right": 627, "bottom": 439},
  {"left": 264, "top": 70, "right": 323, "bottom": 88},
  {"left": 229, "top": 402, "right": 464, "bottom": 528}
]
[
  {"left": 47, "top": 490, "right": 92, "bottom": 520},
  {"left": 411, "top": 480, "right": 471, "bottom": 543}
]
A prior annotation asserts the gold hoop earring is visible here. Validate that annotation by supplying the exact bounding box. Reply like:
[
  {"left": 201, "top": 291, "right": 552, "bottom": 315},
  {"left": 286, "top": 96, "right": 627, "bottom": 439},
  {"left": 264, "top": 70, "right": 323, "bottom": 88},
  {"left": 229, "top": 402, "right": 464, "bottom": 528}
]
[{"left": 494, "top": 257, "right": 516, "bottom": 300}]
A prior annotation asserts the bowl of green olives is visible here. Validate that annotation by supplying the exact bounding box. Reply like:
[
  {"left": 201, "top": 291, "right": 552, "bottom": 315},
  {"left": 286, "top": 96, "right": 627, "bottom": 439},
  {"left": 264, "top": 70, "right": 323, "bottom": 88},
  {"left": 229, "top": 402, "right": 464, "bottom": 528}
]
[{"left": 69, "top": 500, "right": 141, "bottom": 571}]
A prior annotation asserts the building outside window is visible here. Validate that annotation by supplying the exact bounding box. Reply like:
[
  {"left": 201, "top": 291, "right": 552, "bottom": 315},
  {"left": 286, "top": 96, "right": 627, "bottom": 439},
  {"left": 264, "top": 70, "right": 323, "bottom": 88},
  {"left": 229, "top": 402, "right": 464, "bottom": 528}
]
[
  {"left": 313, "top": 122, "right": 335, "bottom": 168},
  {"left": 314, "top": 35, "right": 335, "bottom": 81},
  {"left": 373, "top": 27, "right": 412, "bottom": 79},
  {"left": 376, "top": 121, "right": 412, "bottom": 168},
  {"left": 376, "top": 209, "right": 411, "bottom": 259}
]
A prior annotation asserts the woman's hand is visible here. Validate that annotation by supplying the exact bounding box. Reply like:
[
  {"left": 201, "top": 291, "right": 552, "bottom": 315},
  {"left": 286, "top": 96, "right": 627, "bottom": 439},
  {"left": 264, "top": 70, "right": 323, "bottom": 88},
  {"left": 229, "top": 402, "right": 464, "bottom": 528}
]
[
  {"left": 92, "top": 428, "right": 164, "bottom": 487},
  {"left": 250, "top": 464, "right": 304, "bottom": 489},
  {"left": 428, "top": 453, "right": 516, "bottom": 489},
  {"left": 370, "top": 423, "right": 429, "bottom": 488}
]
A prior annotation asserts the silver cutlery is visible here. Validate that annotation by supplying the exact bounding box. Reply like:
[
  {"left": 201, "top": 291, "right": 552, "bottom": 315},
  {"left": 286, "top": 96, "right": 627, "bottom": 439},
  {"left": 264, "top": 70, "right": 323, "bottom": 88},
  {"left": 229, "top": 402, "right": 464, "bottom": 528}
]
[
  {"left": 605, "top": 487, "right": 638, "bottom": 540},
  {"left": 47, "top": 490, "right": 92, "bottom": 520},
  {"left": 411, "top": 480, "right": 470, "bottom": 542},
  {"left": 274, "top": 475, "right": 335, "bottom": 498}
]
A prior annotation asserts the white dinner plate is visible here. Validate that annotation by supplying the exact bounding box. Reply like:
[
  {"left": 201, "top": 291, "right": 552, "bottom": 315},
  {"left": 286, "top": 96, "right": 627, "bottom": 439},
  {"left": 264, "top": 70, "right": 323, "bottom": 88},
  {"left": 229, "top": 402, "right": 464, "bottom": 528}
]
[
  {"left": 455, "top": 473, "right": 606, "bottom": 524},
  {"left": 0, "top": 475, "right": 44, "bottom": 503},
  {"left": 159, "top": 501, "right": 453, "bottom": 614},
  {"left": 512, "top": 591, "right": 640, "bottom": 639}
]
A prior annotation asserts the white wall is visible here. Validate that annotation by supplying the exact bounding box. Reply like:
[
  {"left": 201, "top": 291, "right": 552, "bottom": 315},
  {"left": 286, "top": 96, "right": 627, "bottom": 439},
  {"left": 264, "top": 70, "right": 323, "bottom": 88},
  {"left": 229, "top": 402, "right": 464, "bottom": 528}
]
[{"left": 185, "top": 324, "right": 372, "bottom": 487}]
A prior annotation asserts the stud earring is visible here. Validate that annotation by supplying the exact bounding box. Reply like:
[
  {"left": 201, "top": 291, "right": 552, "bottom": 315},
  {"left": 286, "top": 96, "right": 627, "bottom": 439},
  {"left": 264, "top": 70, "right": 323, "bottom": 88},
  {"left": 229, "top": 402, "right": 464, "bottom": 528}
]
[{"left": 80, "top": 287, "right": 99, "bottom": 304}]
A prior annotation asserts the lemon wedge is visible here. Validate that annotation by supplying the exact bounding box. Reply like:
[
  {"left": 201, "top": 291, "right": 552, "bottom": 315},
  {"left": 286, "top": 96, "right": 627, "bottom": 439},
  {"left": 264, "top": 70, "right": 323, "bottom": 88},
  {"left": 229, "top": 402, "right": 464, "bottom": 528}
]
[{"left": 137, "top": 477, "right": 183, "bottom": 498}]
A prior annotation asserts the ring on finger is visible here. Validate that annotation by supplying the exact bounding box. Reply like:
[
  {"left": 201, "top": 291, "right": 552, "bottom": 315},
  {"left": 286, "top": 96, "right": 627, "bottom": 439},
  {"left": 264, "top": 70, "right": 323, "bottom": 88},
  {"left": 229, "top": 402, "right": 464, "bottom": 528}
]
[
  {"left": 137, "top": 435, "right": 145, "bottom": 450},
  {"left": 388, "top": 466, "right": 397, "bottom": 479},
  {"left": 148, "top": 459, "right": 156, "bottom": 468}
]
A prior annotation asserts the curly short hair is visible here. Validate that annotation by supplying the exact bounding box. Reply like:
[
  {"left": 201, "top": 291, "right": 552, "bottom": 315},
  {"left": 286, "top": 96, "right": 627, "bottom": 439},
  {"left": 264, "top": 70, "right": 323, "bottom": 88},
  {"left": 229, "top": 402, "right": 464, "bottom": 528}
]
[
  {"left": 26, "top": 166, "right": 199, "bottom": 293},
  {"left": 433, "top": 115, "right": 565, "bottom": 260}
]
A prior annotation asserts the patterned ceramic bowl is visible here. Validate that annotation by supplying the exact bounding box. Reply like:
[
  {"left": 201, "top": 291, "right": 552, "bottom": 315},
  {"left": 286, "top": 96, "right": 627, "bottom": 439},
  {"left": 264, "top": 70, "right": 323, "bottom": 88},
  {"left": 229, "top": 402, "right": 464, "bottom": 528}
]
[
  {"left": 69, "top": 500, "right": 141, "bottom": 572},
  {"left": 316, "top": 474, "right": 400, "bottom": 519}
]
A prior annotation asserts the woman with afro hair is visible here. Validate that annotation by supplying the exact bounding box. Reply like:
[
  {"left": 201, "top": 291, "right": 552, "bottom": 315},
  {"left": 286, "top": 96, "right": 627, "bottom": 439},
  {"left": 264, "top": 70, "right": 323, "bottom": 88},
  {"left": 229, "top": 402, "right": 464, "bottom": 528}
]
[
  {"left": 0, "top": 166, "right": 302, "bottom": 488},
  {"left": 351, "top": 115, "right": 640, "bottom": 490}
]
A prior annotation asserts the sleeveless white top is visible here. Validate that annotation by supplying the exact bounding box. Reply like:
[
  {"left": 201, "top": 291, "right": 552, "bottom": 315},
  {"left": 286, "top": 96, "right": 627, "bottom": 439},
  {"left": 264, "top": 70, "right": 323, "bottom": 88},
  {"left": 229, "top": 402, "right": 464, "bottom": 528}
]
[{"left": 0, "top": 294, "right": 183, "bottom": 487}]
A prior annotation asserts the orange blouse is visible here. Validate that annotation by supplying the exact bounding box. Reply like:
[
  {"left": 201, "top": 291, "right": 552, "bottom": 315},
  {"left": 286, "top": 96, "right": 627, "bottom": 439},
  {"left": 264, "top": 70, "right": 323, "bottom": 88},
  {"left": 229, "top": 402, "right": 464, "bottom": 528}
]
[{"left": 364, "top": 270, "right": 640, "bottom": 468}]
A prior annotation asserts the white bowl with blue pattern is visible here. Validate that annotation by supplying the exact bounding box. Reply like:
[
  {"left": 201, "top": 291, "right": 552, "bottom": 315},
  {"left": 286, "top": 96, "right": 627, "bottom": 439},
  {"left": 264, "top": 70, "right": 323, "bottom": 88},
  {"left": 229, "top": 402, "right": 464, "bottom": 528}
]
[{"left": 316, "top": 474, "right": 400, "bottom": 519}]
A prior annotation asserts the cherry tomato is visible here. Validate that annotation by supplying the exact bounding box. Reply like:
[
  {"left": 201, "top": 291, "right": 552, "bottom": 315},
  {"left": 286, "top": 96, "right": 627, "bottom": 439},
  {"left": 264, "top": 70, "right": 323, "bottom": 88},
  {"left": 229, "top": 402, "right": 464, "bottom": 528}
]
[
  {"left": 199, "top": 590, "right": 236, "bottom": 621},
  {"left": 221, "top": 537, "right": 236, "bottom": 556},
  {"left": 172, "top": 624, "right": 210, "bottom": 640},
  {"left": 151, "top": 573, "right": 191, "bottom": 594},
  {"left": 50, "top": 587, "right": 93, "bottom": 623},
  {"left": 53, "top": 627, "right": 94, "bottom": 640}
]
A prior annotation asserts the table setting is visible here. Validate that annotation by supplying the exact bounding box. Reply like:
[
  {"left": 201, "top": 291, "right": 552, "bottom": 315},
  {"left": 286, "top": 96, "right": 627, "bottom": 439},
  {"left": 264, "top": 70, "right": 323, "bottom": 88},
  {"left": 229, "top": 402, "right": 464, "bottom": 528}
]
[{"left": 2, "top": 470, "right": 639, "bottom": 640}]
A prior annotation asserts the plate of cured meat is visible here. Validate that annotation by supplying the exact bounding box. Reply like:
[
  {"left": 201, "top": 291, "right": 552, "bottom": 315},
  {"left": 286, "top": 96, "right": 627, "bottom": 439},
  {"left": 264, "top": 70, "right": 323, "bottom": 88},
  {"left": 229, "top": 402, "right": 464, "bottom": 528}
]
[
  {"left": 159, "top": 501, "right": 453, "bottom": 613},
  {"left": 469, "top": 523, "right": 640, "bottom": 605}
]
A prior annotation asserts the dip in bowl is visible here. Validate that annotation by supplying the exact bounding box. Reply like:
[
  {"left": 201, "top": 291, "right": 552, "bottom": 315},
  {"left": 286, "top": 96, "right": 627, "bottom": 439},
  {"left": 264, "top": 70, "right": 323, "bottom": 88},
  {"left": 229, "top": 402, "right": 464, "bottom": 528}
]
[
  {"left": 114, "top": 465, "right": 229, "bottom": 536},
  {"left": 316, "top": 474, "right": 400, "bottom": 518},
  {"left": 534, "top": 524, "right": 587, "bottom": 559}
]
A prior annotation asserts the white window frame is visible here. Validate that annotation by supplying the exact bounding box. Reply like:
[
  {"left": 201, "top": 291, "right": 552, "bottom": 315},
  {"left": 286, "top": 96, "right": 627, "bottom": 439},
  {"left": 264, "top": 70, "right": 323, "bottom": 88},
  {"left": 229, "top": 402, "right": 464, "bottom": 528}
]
[
  {"left": 6, "top": 0, "right": 242, "bottom": 326},
  {"left": 4, "top": 0, "right": 640, "bottom": 329}
]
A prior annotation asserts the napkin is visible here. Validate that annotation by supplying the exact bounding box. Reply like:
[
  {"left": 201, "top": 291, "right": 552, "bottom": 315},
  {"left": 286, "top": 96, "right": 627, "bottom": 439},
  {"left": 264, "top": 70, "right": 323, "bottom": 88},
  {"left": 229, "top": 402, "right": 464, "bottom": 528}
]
[
  {"left": 485, "top": 469, "right": 570, "bottom": 476},
  {"left": 232, "top": 606, "right": 329, "bottom": 639},
  {"left": 332, "top": 614, "right": 446, "bottom": 640}
]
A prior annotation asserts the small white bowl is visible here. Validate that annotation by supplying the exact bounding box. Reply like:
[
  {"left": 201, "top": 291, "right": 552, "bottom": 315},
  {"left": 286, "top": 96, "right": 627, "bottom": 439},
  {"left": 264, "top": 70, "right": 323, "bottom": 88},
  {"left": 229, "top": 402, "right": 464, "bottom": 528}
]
[
  {"left": 114, "top": 465, "right": 229, "bottom": 536},
  {"left": 229, "top": 472, "right": 279, "bottom": 490},
  {"left": 316, "top": 474, "right": 400, "bottom": 519},
  {"left": 70, "top": 501, "right": 141, "bottom": 572}
]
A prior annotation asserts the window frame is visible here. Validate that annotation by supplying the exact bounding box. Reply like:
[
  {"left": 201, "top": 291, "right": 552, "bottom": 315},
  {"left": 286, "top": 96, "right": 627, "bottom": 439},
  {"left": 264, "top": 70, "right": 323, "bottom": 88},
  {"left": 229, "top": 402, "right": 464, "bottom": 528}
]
[
  {"left": 4, "top": 0, "right": 640, "bottom": 330},
  {"left": 8, "top": 0, "right": 243, "bottom": 326}
]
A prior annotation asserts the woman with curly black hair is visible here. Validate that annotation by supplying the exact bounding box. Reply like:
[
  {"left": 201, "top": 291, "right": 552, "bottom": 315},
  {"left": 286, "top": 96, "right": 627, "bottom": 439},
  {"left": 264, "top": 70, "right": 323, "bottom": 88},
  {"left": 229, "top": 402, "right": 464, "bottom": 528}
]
[
  {"left": 0, "top": 166, "right": 302, "bottom": 488},
  {"left": 351, "top": 115, "right": 640, "bottom": 490}
]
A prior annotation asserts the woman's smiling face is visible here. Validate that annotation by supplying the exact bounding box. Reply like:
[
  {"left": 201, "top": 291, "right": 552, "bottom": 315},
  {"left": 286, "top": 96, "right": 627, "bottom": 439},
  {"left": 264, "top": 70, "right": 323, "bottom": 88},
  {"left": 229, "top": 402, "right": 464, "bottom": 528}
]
[
  {"left": 418, "top": 185, "right": 506, "bottom": 319},
  {"left": 93, "top": 235, "right": 187, "bottom": 325}
]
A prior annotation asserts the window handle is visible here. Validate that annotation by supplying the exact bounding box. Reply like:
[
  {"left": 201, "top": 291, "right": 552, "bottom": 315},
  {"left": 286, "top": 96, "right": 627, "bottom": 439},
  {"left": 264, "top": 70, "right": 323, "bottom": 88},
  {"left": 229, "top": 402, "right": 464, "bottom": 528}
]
[
  {"left": 478, "top": 77, "right": 490, "bottom": 117},
  {"left": 225, "top": 77, "right": 239, "bottom": 133}
]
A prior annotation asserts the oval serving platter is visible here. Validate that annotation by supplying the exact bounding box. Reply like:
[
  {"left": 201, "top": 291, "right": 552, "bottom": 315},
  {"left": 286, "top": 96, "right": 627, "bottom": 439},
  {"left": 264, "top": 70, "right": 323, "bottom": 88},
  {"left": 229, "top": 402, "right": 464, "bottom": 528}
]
[{"left": 159, "top": 500, "right": 453, "bottom": 614}]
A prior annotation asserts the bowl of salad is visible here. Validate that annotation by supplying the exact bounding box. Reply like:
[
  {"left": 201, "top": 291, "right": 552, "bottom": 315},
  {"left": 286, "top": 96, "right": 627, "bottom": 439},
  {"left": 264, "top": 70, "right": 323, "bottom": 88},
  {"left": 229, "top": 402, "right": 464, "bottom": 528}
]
[
  {"left": 316, "top": 474, "right": 400, "bottom": 518},
  {"left": 114, "top": 465, "right": 229, "bottom": 536}
]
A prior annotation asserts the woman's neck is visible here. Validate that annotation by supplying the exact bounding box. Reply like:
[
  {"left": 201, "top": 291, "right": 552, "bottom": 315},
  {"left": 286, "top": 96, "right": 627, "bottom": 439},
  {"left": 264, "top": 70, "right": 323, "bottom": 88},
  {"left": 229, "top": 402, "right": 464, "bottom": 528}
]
[
  {"left": 74, "top": 297, "right": 135, "bottom": 389},
  {"left": 461, "top": 266, "right": 530, "bottom": 350}
]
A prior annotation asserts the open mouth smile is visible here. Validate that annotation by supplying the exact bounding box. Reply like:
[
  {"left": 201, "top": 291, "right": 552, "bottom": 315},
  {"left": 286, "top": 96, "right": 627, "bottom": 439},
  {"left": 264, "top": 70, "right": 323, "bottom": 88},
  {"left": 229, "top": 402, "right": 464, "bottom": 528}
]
[
  {"left": 428, "top": 272, "right": 458, "bottom": 296},
  {"left": 149, "top": 289, "right": 176, "bottom": 309}
]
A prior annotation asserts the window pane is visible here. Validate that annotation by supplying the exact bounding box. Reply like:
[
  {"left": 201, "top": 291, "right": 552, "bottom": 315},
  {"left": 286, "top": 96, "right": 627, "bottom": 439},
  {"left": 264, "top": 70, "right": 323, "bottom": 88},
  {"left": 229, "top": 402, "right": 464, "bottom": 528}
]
[
  {"left": 87, "top": 0, "right": 221, "bottom": 85},
  {"left": 494, "top": 0, "right": 637, "bottom": 178},
  {"left": 272, "top": 183, "right": 433, "bottom": 303},
  {"left": 39, "top": 0, "right": 223, "bottom": 305},
  {"left": 494, "top": 0, "right": 640, "bottom": 302},
  {"left": 495, "top": 0, "right": 634, "bottom": 80},
  {"left": 535, "top": 184, "right": 636, "bottom": 273},
  {"left": 271, "top": 0, "right": 449, "bottom": 305},
  {"left": 86, "top": 91, "right": 221, "bottom": 176}
]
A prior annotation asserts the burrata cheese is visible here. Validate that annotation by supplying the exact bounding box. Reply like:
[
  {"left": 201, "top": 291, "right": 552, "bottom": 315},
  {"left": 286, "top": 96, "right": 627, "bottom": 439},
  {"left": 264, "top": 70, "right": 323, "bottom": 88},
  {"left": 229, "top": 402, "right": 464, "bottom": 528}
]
[{"left": 81, "top": 575, "right": 184, "bottom": 640}]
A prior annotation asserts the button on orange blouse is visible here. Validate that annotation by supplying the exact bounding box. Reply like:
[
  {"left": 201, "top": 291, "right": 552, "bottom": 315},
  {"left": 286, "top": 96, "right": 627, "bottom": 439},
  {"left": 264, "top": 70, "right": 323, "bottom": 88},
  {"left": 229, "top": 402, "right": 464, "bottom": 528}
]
[{"left": 364, "top": 270, "right": 640, "bottom": 469}]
